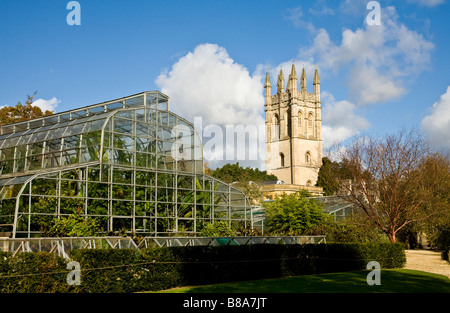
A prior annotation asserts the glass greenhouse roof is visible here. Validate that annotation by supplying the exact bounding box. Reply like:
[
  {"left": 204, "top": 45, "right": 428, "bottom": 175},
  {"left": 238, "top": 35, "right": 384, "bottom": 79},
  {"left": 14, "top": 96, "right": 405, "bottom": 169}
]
[
  {"left": 0, "top": 91, "right": 251, "bottom": 238},
  {"left": 0, "top": 91, "right": 203, "bottom": 182}
]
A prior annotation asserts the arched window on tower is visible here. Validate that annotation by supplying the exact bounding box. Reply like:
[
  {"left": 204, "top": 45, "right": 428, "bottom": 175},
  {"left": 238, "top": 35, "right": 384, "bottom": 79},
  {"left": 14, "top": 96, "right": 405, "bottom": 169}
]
[
  {"left": 286, "top": 110, "right": 291, "bottom": 137},
  {"left": 280, "top": 153, "right": 285, "bottom": 167},
  {"left": 298, "top": 110, "right": 303, "bottom": 136},
  {"left": 307, "top": 112, "right": 314, "bottom": 138},
  {"left": 305, "top": 151, "right": 311, "bottom": 164},
  {"left": 273, "top": 114, "right": 280, "bottom": 140}
]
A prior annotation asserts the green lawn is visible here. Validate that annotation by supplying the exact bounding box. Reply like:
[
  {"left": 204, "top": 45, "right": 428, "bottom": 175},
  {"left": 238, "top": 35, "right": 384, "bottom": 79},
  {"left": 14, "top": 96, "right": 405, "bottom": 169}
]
[{"left": 155, "top": 269, "right": 450, "bottom": 293}]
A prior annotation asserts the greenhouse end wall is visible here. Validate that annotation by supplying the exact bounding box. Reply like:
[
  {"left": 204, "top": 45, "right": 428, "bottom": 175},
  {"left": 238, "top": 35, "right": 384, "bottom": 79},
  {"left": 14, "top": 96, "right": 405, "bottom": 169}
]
[{"left": 0, "top": 91, "right": 251, "bottom": 238}]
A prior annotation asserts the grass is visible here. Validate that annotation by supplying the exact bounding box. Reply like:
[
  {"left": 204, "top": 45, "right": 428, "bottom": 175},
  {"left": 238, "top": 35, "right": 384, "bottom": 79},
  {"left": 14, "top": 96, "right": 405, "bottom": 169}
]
[{"left": 154, "top": 269, "right": 450, "bottom": 293}]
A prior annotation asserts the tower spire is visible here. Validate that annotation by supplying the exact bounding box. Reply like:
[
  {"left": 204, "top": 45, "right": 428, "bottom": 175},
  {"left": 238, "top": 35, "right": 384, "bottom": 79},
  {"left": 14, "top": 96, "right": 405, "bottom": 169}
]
[
  {"left": 264, "top": 70, "right": 272, "bottom": 105},
  {"left": 286, "top": 63, "right": 298, "bottom": 97},
  {"left": 313, "top": 67, "right": 320, "bottom": 102},
  {"left": 276, "top": 69, "right": 285, "bottom": 95},
  {"left": 300, "top": 67, "right": 307, "bottom": 92}
]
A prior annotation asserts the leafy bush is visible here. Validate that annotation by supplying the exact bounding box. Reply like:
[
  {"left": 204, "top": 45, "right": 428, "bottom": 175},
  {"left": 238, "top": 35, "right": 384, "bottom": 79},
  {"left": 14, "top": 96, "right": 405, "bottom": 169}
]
[
  {"left": 326, "top": 214, "right": 390, "bottom": 243},
  {"left": 43, "top": 213, "right": 101, "bottom": 237},
  {"left": 199, "top": 221, "right": 236, "bottom": 237},
  {"left": 265, "top": 191, "right": 332, "bottom": 235},
  {"left": 0, "top": 251, "right": 69, "bottom": 293}
]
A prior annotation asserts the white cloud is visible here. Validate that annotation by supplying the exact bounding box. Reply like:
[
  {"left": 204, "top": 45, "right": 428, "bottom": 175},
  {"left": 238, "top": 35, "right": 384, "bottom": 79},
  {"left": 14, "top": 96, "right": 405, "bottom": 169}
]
[
  {"left": 407, "top": 0, "right": 445, "bottom": 7},
  {"left": 422, "top": 86, "right": 450, "bottom": 153},
  {"left": 321, "top": 91, "right": 370, "bottom": 149},
  {"left": 31, "top": 97, "right": 60, "bottom": 113},
  {"left": 284, "top": 7, "right": 316, "bottom": 33},
  {"left": 156, "top": 43, "right": 264, "bottom": 127},
  {"left": 298, "top": 6, "right": 434, "bottom": 106},
  {"left": 155, "top": 43, "right": 266, "bottom": 169}
]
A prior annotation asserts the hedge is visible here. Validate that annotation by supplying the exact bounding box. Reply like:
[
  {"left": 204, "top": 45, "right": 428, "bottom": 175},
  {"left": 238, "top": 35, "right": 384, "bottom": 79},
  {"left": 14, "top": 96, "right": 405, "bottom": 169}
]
[{"left": 0, "top": 243, "right": 405, "bottom": 293}]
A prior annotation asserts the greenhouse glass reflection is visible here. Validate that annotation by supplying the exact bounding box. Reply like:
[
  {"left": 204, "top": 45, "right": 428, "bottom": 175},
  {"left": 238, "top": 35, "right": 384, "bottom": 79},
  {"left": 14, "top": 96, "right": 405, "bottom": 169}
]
[{"left": 0, "top": 91, "right": 251, "bottom": 238}]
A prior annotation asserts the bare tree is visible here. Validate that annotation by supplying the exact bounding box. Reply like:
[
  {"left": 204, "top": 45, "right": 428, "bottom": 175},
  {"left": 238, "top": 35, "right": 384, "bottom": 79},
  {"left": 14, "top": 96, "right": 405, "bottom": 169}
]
[{"left": 335, "top": 128, "right": 450, "bottom": 243}]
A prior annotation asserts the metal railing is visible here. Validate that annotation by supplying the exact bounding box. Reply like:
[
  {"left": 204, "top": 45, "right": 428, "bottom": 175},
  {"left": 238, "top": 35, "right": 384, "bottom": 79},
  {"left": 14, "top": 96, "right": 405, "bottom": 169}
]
[
  {"left": 0, "top": 237, "right": 138, "bottom": 259},
  {"left": 137, "top": 236, "right": 326, "bottom": 248},
  {"left": 0, "top": 235, "right": 326, "bottom": 258}
]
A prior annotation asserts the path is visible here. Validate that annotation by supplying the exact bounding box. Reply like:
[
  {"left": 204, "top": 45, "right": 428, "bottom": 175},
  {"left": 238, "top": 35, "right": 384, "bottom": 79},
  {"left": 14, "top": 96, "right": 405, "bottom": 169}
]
[{"left": 404, "top": 249, "right": 450, "bottom": 279}]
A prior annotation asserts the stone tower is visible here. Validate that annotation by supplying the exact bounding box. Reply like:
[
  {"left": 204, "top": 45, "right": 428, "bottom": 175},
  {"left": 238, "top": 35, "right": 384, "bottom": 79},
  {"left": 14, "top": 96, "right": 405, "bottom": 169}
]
[{"left": 264, "top": 64, "right": 322, "bottom": 187}]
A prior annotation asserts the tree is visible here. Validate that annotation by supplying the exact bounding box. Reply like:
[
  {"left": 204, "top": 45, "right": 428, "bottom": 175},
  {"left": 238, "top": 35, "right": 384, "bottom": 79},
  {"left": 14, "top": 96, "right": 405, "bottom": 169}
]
[
  {"left": 0, "top": 92, "right": 53, "bottom": 126},
  {"left": 210, "top": 163, "right": 278, "bottom": 204},
  {"left": 315, "top": 157, "right": 349, "bottom": 196},
  {"left": 210, "top": 162, "right": 277, "bottom": 184},
  {"left": 334, "top": 128, "right": 450, "bottom": 243},
  {"left": 264, "top": 191, "right": 332, "bottom": 235}
]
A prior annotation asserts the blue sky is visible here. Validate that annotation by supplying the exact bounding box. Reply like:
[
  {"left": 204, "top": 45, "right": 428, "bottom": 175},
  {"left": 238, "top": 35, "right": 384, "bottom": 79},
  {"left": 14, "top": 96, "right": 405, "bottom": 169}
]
[{"left": 1, "top": 0, "right": 449, "bottom": 168}]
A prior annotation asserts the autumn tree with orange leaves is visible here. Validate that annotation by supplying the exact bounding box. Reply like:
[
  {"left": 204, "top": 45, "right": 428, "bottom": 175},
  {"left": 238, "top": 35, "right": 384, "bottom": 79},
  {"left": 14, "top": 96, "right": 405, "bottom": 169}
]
[{"left": 0, "top": 92, "right": 53, "bottom": 126}]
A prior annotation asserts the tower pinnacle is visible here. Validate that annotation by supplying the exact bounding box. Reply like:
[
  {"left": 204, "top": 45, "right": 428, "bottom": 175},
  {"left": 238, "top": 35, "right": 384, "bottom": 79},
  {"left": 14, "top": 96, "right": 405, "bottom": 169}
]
[
  {"left": 276, "top": 69, "right": 284, "bottom": 94},
  {"left": 264, "top": 71, "right": 272, "bottom": 105},
  {"left": 300, "top": 67, "right": 307, "bottom": 92},
  {"left": 313, "top": 68, "right": 320, "bottom": 101},
  {"left": 287, "top": 63, "right": 298, "bottom": 97}
]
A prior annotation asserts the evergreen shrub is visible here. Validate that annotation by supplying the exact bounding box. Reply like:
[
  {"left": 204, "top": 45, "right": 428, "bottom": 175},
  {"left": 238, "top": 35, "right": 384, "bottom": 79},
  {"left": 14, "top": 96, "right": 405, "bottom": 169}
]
[{"left": 0, "top": 243, "right": 405, "bottom": 292}]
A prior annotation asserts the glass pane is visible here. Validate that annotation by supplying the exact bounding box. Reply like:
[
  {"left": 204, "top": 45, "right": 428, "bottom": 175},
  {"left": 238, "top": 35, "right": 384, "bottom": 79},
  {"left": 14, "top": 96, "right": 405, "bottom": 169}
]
[
  {"left": 146, "top": 109, "right": 157, "bottom": 124},
  {"left": 63, "top": 123, "right": 84, "bottom": 137},
  {"left": 61, "top": 149, "right": 79, "bottom": 165},
  {"left": 136, "top": 109, "right": 145, "bottom": 122},
  {"left": 135, "top": 170, "right": 155, "bottom": 186},
  {"left": 43, "top": 152, "right": 61, "bottom": 168},
  {"left": 80, "top": 146, "right": 100, "bottom": 162},
  {"left": 27, "top": 155, "right": 43, "bottom": 170},
  {"left": 112, "top": 149, "right": 134, "bottom": 165},
  {"left": 125, "top": 96, "right": 144, "bottom": 107},
  {"left": 135, "top": 122, "right": 148, "bottom": 137},
  {"left": 83, "top": 119, "right": 105, "bottom": 133},
  {"left": 158, "top": 100, "right": 168, "bottom": 111},
  {"left": 46, "top": 139, "right": 62, "bottom": 152},
  {"left": 63, "top": 135, "right": 80, "bottom": 149},
  {"left": 146, "top": 94, "right": 157, "bottom": 108},
  {"left": 157, "top": 126, "right": 172, "bottom": 140},
  {"left": 14, "top": 158, "right": 26, "bottom": 172},
  {"left": 113, "top": 184, "right": 133, "bottom": 200},
  {"left": 113, "top": 134, "right": 134, "bottom": 150},
  {"left": 136, "top": 152, "right": 152, "bottom": 168},
  {"left": 112, "top": 169, "right": 133, "bottom": 184},
  {"left": 15, "top": 145, "right": 27, "bottom": 159},
  {"left": 46, "top": 126, "right": 66, "bottom": 140},
  {"left": 29, "top": 142, "right": 44, "bottom": 156},
  {"left": 16, "top": 134, "right": 32, "bottom": 145},
  {"left": 81, "top": 131, "right": 102, "bottom": 147},
  {"left": 136, "top": 137, "right": 152, "bottom": 152},
  {"left": 115, "top": 110, "right": 135, "bottom": 119},
  {"left": 113, "top": 118, "right": 134, "bottom": 134},
  {"left": 106, "top": 102, "right": 124, "bottom": 111},
  {"left": 112, "top": 202, "right": 133, "bottom": 216},
  {"left": 88, "top": 106, "right": 106, "bottom": 115},
  {"left": 1, "top": 136, "right": 20, "bottom": 149},
  {"left": 158, "top": 111, "right": 168, "bottom": 125}
]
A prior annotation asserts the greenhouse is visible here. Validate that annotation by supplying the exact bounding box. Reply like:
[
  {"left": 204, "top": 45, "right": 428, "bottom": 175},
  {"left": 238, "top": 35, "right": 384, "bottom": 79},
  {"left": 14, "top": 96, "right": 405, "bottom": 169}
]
[{"left": 0, "top": 91, "right": 251, "bottom": 238}]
